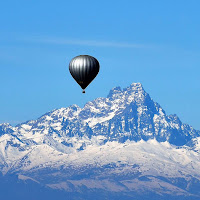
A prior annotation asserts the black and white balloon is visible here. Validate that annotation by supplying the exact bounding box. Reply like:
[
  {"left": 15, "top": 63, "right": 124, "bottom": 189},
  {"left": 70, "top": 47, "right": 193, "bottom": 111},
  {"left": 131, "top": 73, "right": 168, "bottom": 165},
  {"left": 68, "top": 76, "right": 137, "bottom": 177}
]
[{"left": 69, "top": 55, "right": 100, "bottom": 93}]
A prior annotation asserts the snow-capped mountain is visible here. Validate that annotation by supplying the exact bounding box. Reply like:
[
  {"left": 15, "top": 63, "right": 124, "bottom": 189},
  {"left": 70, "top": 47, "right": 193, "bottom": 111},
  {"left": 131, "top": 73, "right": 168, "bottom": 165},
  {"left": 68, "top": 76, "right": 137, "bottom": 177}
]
[{"left": 0, "top": 83, "right": 200, "bottom": 200}]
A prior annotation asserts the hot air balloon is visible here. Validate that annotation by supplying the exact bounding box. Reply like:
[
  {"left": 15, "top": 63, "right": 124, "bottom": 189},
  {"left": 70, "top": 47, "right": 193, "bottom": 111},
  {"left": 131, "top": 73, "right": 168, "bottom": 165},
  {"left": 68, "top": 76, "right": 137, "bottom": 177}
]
[{"left": 69, "top": 55, "right": 100, "bottom": 93}]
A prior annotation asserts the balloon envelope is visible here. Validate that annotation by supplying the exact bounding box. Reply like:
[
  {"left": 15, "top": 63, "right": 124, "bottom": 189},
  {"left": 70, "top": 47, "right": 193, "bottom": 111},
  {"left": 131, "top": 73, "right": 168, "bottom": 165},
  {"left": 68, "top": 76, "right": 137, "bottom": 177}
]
[{"left": 69, "top": 55, "right": 100, "bottom": 92}]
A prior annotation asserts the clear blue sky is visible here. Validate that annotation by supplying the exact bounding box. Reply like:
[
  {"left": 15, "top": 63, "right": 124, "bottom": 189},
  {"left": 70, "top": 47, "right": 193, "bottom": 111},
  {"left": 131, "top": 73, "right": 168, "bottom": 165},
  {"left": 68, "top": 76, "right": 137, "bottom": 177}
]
[{"left": 0, "top": 0, "right": 200, "bottom": 129}]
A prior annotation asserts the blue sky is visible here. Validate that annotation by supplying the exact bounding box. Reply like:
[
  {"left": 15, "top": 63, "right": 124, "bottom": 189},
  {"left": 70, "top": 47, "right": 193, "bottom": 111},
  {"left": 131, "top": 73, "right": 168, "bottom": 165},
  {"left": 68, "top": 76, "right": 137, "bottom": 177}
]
[{"left": 0, "top": 0, "right": 200, "bottom": 129}]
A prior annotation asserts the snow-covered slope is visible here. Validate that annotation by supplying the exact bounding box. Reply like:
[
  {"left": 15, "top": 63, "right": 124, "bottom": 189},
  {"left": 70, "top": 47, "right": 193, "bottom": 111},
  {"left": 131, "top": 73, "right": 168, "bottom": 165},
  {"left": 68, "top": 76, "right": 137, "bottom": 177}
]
[{"left": 0, "top": 83, "right": 200, "bottom": 200}]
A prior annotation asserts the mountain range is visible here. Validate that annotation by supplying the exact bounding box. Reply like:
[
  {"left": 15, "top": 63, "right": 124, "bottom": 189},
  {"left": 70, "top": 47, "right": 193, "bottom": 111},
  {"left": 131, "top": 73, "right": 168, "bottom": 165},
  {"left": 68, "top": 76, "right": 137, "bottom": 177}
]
[{"left": 0, "top": 83, "right": 200, "bottom": 200}]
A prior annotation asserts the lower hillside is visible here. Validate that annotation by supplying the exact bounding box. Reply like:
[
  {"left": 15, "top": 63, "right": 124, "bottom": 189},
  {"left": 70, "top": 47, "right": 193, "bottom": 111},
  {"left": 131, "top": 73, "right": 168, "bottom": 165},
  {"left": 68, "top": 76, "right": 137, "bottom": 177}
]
[{"left": 0, "top": 136, "right": 200, "bottom": 200}]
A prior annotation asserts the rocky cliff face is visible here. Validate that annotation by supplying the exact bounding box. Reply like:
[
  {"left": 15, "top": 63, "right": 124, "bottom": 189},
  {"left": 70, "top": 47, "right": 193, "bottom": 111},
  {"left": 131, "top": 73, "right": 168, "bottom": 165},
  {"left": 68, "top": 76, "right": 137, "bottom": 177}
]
[{"left": 1, "top": 83, "right": 199, "bottom": 145}]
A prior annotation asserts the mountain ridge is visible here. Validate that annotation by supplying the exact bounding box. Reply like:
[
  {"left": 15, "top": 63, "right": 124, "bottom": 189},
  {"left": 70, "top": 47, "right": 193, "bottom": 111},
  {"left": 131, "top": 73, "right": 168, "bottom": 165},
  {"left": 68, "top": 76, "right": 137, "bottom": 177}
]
[
  {"left": 0, "top": 82, "right": 200, "bottom": 200},
  {"left": 1, "top": 82, "right": 199, "bottom": 145}
]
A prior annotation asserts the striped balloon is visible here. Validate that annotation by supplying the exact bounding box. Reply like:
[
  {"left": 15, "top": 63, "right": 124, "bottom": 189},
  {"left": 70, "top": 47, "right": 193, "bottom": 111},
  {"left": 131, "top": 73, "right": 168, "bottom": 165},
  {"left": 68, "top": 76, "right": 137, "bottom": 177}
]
[{"left": 69, "top": 55, "right": 100, "bottom": 93}]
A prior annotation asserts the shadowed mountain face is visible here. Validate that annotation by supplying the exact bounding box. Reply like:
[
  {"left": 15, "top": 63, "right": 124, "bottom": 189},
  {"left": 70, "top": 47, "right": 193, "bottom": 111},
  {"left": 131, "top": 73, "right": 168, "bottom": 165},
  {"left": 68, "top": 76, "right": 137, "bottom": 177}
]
[{"left": 0, "top": 83, "right": 200, "bottom": 200}]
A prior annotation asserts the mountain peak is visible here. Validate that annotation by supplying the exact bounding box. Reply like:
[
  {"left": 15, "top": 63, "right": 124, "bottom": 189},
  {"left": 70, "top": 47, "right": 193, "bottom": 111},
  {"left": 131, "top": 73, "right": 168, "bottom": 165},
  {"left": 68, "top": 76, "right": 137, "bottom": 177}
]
[
  {"left": 130, "top": 82, "right": 143, "bottom": 89},
  {"left": 0, "top": 123, "right": 14, "bottom": 136},
  {"left": 124, "top": 82, "right": 145, "bottom": 95},
  {"left": 1, "top": 82, "right": 199, "bottom": 146},
  {"left": 107, "top": 86, "right": 122, "bottom": 99},
  {"left": 107, "top": 82, "right": 145, "bottom": 100}
]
